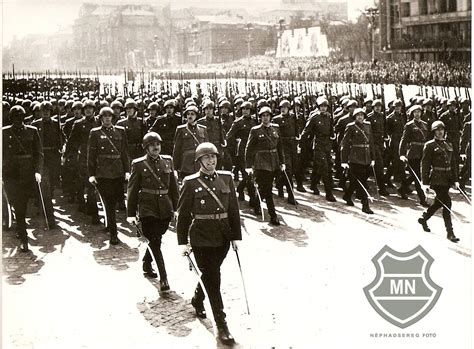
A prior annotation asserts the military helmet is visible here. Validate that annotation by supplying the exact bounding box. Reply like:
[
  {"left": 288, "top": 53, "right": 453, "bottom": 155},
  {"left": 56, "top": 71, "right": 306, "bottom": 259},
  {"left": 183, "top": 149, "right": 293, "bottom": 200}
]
[
  {"left": 202, "top": 100, "right": 215, "bottom": 109},
  {"left": 294, "top": 97, "right": 302, "bottom": 106},
  {"left": 447, "top": 98, "right": 457, "bottom": 106},
  {"left": 110, "top": 100, "right": 123, "bottom": 109},
  {"left": 257, "top": 99, "right": 269, "bottom": 109},
  {"left": 32, "top": 103, "right": 42, "bottom": 112},
  {"left": 142, "top": 131, "right": 162, "bottom": 149},
  {"left": 364, "top": 97, "right": 373, "bottom": 105},
  {"left": 3, "top": 101, "right": 11, "bottom": 110},
  {"left": 219, "top": 100, "right": 231, "bottom": 109},
  {"left": 84, "top": 99, "right": 95, "bottom": 109},
  {"left": 164, "top": 99, "right": 175, "bottom": 108},
  {"left": 353, "top": 108, "right": 366, "bottom": 118},
  {"left": 41, "top": 101, "right": 53, "bottom": 110},
  {"left": 422, "top": 98, "right": 433, "bottom": 106},
  {"left": 58, "top": 99, "right": 66, "bottom": 107},
  {"left": 21, "top": 99, "right": 32, "bottom": 109},
  {"left": 279, "top": 100, "right": 291, "bottom": 108},
  {"left": 99, "top": 100, "right": 110, "bottom": 109},
  {"left": 241, "top": 101, "right": 252, "bottom": 110},
  {"left": 393, "top": 98, "right": 403, "bottom": 106},
  {"left": 99, "top": 107, "right": 114, "bottom": 117},
  {"left": 372, "top": 99, "right": 383, "bottom": 107},
  {"left": 125, "top": 99, "right": 137, "bottom": 109},
  {"left": 408, "top": 105, "right": 422, "bottom": 115},
  {"left": 431, "top": 120, "right": 445, "bottom": 131},
  {"left": 195, "top": 142, "right": 219, "bottom": 162},
  {"left": 184, "top": 105, "right": 199, "bottom": 115},
  {"left": 234, "top": 98, "right": 244, "bottom": 106},
  {"left": 72, "top": 101, "right": 84, "bottom": 110},
  {"left": 316, "top": 96, "right": 329, "bottom": 106},
  {"left": 460, "top": 97, "right": 469, "bottom": 105},
  {"left": 148, "top": 102, "right": 159, "bottom": 111},
  {"left": 258, "top": 106, "right": 272, "bottom": 116},
  {"left": 186, "top": 101, "right": 197, "bottom": 108},
  {"left": 346, "top": 100, "right": 358, "bottom": 108},
  {"left": 9, "top": 106, "right": 26, "bottom": 121}
]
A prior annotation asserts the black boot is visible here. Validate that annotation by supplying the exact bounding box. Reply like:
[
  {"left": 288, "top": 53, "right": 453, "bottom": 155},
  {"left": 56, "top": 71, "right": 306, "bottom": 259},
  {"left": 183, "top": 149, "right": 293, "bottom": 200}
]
[
  {"left": 216, "top": 318, "right": 235, "bottom": 345},
  {"left": 379, "top": 188, "right": 390, "bottom": 196},
  {"left": 313, "top": 187, "right": 320, "bottom": 195},
  {"left": 20, "top": 237, "right": 29, "bottom": 253},
  {"left": 191, "top": 297, "right": 206, "bottom": 318},
  {"left": 143, "top": 262, "right": 158, "bottom": 278},
  {"left": 91, "top": 215, "right": 101, "bottom": 225},
  {"left": 296, "top": 183, "right": 307, "bottom": 192},
  {"left": 447, "top": 229, "right": 460, "bottom": 243},
  {"left": 277, "top": 187, "right": 284, "bottom": 198},
  {"left": 419, "top": 199, "right": 430, "bottom": 207},
  {"left": 110, "top": 233, "right": 120, "bottom": 245},
  {"left": 160, "top": 278, "right": 170, "bottom": 292},
  {"left": 417, "top": 213, "right": 431, "bottom": 232},
  {"left": 270, "top": 214, "right": 280, "bottom": 226},
  {"left": 287, "top": 195, "right": 297, "bottom": 205},
  {"left": 398, "top": 187, "right": 408, "bottom": 199},
  {"left": 325, "top": 192, "right": 336, "bottom": 202},
  {"left": 237, "top": 190, "right": 245, "bottom": 202},
  {"left": 253, "top": 206, "right": 262, "bottom": 216},
  {"left": 343, "top": 193, "right": 354, "bottom": 206},
  {"left": 362, "top": 203, "right": 374, "bottom": 214}
]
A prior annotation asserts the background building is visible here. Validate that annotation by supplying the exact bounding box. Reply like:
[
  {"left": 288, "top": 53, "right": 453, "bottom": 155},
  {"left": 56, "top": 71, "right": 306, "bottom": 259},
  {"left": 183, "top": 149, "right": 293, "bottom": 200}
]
[{"left": 379, "top": 0, "right": 471, "bottom": 61}]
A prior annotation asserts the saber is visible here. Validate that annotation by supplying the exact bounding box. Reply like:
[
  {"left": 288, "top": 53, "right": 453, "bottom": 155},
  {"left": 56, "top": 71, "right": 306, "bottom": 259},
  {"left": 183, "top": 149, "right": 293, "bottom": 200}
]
[
  {"left": 133, "top": 220, "right": 159, "bottom": 276},
  {"left": 371, "top": 165, "right": 380, "bottom": 199},
  {"left": 93, "top": 183, "right": 108, "bottom": 227},
  {"left": 407, "top": 163, "right": 423, "bottom": 190},
  {"left": 458, "top": 187, "right": 471, "bottom": 204},
  {"left": 233, "top": 246, "right": 250, "bottom": 314},
  {"left": 253, "top": 181, "right": 265, "bottom": 221},
  {"left": 2, "top": 184, "right": 13, "bottom": 229},
  {"left": 356, "top": 179, "right": 374, "bottom": 203},
  {"left": 424, "top": 191, "right": 463, "bottom": 225},
  {"left": 282, "top": 169, "right": 298, "bottom": 209},
  {"left": 36, "top": 181, "right": 50, "bottom": 230}
]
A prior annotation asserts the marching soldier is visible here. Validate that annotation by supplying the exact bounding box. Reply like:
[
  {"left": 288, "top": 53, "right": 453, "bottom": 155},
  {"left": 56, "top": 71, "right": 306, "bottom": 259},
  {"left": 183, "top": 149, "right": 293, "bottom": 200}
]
[
  {"left": 272, "top": 99, "right": 298, "bottom": 204},
  {"left": 63, "top": 101, "right": 84, "bottom": 140},
  {"left": 398, "top": 105, "right": 429, "bottom": 206},
  {"left": 145, "top": 102, "right": 160, "bottom": 129},
  {"left": 87, "top": 107, "right": 130, "bottom": 244},
  {"left": 3, "top": 106, "right": 44, "bottom": 251},
  {"left": 117, "top": 99, "right": 145, "bottom": 161},
  {"left": 65, "top": 99, "right": 101, "bottom": 221},
  {"left": 218, "top": 100, "right": 234, "bottom": 171},
  {"left": 340, "top": 108, "right": 376, "bottom": 214},
  {"left": 110, "top": 100, "right": 123, "bottom": 125},
  {"left": 300, "top": 97, "right": 336, "bottom": 201},
  {"left": 460, "top": 98, "right": 471, "bottom": 123},
  {"left": 226, "top": 101, "right": 258, "bottom": 204},
  {"left": 197, "top": 100, "right": 227, "bottom": 170},
  {"left": 335, "top": 99, "right": 358, "bottom": 188},
  {"left": 366, "top": 99, "right": 389, "bottom": 196},
  {"left": 385, "top": 99, "right": 406, "bottom": 185},
  {"left": 418, "top": 121, "right": 460, "bottom": 243},
  {"left": 149, "top": 99, "right": 182, "bottom": 156},
  {"left": 459, "top": 119, "right": 471, "bottom": 191},
  {"left": 173, "top": 105, "right": 208, "bottom": 179},
  {"left": 177, "top": 142, "right": 241, "bottom": 345},
  {"left": 421, "top": 98, "right": 436, "bottom": 137},
  {"left": 439, "top": 98, "right": 462, "bottom": 165},
  {"left": 127, "top": 132, "right": 179, "bottom": 291},
  {"left": 245, "top": 106, "right": 285, "bottom": 225}
]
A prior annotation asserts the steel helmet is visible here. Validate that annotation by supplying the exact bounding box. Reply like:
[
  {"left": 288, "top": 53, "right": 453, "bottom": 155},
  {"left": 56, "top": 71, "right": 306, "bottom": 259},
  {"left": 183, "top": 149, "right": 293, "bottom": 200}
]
[
  {"left": 9, "top": 106, "right": 26, "bottom": 121},
  {"left": 431, "top": 120, "right": 445, "bottom": 131},
  {"left": 142, "top": 132, "right": 162, "bottom": 149},
  {"left": 195, "top": 142, "right": 219, "bottom": 162}
]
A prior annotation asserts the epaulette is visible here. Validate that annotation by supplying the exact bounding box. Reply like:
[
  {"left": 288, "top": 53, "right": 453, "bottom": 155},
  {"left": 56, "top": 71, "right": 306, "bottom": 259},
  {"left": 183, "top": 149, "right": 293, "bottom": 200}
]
[
  {"left": 270, "top": 122, "right": 280, "bottom": 128},
  {"left": 177, "top": 124, "right": 187, "bottom": 129},
  {"left": 362, "top": 120, "right": 371, "bottom": 125},
  {"left": 425, "top": 139, "right": 436, "bottom": 145},
  {"left": 161, "top": 154, "right": 172, "bottom": 160},
  {"left": 217, "top": 170, "right": 232, "bottom": 176},
  {"left": 2, "top": 125, "right": 12, "bottom": 131},
  {"left": 183, "top": 172, "right": 200, "bottom": 182},
  {"left": 155, "top": 115, "right": 166, "bottom": 121},
  {"left": 91, "top": 126, "right": 102, "bottom": 132},
  {"left": 252, "top": 124, "right": 262, "bottom": 130},
  {"left": 115, "top": 125, "right": 126, "bottom": 131},
  {"left": 131, "top": 155, "right": 147, "bottom": 165},
  {"left": 347, "top": 121, "right": 356, "bottom": 127},
  {"left": 197, "top": 124, "right": 206, "bottom": 128}
]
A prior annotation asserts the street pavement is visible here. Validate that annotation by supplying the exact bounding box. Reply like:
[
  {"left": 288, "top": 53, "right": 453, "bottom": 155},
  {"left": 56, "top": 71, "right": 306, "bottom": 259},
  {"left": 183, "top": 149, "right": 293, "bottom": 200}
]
[{"left": 2, "top": 181, "right": 472, "bottom": 349}]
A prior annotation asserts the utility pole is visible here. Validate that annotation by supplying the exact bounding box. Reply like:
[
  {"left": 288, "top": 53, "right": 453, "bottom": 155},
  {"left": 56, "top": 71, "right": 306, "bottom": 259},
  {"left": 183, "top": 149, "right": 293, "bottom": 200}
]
[{"left": 364, "top": 7, "right": 379, "bottom": 62}]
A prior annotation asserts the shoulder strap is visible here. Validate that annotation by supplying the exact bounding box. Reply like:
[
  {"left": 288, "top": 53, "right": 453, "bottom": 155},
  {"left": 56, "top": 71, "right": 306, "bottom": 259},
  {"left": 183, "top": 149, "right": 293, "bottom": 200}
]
[
  {"left": 9, "top": 128, "right": 29, "bottom": 154},
  {"left": 186, "top": 124, "right": 202, "bottom": 145},
  {"left": 354, "top": 123, "right": 369, "bottom": 142},
  {"left": 196, "top": 177, "right": 226, "bottom": 211},
  {"left": 100, "top": 129, "right": 120, "bottom": 153},
  {"left": 142, "top": 159, "right": 166, "bottom": 187}
]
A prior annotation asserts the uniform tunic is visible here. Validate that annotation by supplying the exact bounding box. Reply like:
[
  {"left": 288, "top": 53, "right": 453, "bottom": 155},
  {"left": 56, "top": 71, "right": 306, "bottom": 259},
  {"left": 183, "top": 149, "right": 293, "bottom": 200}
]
[{"left": 172, "top": 123, "right": 208, "bottom": 175}]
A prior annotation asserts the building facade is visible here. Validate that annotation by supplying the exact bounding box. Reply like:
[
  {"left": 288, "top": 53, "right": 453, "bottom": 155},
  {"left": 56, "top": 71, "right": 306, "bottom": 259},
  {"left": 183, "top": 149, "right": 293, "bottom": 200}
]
[{"left": 379, "top": 0, "right": 471, "bottom": 61}]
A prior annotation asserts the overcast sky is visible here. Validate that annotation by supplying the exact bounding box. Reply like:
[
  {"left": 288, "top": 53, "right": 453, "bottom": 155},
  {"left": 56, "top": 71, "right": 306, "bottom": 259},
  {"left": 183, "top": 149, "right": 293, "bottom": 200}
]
[{"left": 2, "top": 0, "right": 375, "bottom": 46}]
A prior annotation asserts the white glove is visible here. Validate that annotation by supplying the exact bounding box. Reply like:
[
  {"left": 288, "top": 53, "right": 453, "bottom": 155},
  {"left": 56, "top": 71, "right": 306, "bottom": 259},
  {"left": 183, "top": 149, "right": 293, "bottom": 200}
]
[
  {"left": 180, "top": 244, "right": 190, "bottom": 257},
  {"left": 461, "top": 154, "right": 467, "bottom": 161},
  {"left": 280, "top": 164, "right": 286, "bottom": 171},
  {"left": 89, "top": 176, "right": 97, "bottom": 185},
  {"left": 125, "top": 172, "right": 131, "bottom": 181},
  {"left": 173, "top": 211, "right": 178, "bottom": 222},
  {"left": 370, "top": 160, "right": 375, "bottom": 167},
  {"left": 126, "top": 216, "right": 137, "bottom": 225},
  {"left": 246, "top": 167, "right": 253, "bottom": 175},
  {"left": 35, "top": 173, "right": 42, "bottom": 183},
  {"left": 421, "top": 184, "right": 430, "bottom": 193},
  {"left": 138, "top": 235, "right": 150, "bottom": 244},
  {"left": 231, "top": 240, "right": 240, "bottom": 251},
  {"left": 454, "top": 182, "right": 460, "bottom": 190},
  {"left": 341, "top": 163, "right": 349, "bottom": 169},
  {"left": 400, "top": 155, "right": 408, "bottom": 162}
]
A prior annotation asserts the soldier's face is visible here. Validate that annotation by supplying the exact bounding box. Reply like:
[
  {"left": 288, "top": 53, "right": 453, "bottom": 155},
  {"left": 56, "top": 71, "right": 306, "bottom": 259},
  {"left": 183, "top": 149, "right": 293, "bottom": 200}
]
[
  {"left": 101, "top": 114, "right": 113, "bottom": 127},
  {"left": 126, "top": 107, "right": 135, "bottom": 117},
  {"left": 219, "top": 107, "right": 229, "bottom": 115},
  {"left": 413, "top": 110, "right": 422, "bottom": 119},
  {"left": 374, "top": 105, "right": 382, "bottom": 113},
  {"left": 149, "top": 109, "right": 157, "bottom": 117},
  {"left": 395, "top": 105, "right": 402, "bottom": 112},
  {"left": 42, "top": 109, "right": 51, "bottom": 119},
  {"left": 241, "top": 107, "right": 251, "bottom": 116},
  {"left": 147, "top": 141, "right": 161, "bottom": 157},
  {"left": 165, "top": 106, "right": 174, "bottom": 115},
  {"left": 281, "top": 106, "right": 289, "bottom": 115},
  {"left": 355, "top": 113, "right": 364, "bottom": 123},
  {"left": 200, "top": 153, "right": 217, "bottom": 172},
  {"left": 73, "top": 108, "right": 82, "bottom": 117},
  {"left": 425, "top": 105, "right": 432, "bottom": 111},
  {"left": 113, "top": 107, "right": 121, "bottom": 116},
  {"left": 204, "top": 107, "right": 213, "bottom": 117},
  {"left": 84, "top": 106, "right": 94, "bottom": 117},
  {"left": 261, "top": 113, "right": 271, "bottom": 125},
  {"left": 365, "top": 104, "right": 372, "bottom": 111},
  {"left": 320, "top": 104, "right": 328, "bottom": 112},
  {"left": 434, "top": 128, "right": 445, "bottom": 139},
  {"left": 186, "top": 111, "right": 197, "bottom": 123},
  {"left": 349, "top": 106, "right": 356, "bottom": 113}
]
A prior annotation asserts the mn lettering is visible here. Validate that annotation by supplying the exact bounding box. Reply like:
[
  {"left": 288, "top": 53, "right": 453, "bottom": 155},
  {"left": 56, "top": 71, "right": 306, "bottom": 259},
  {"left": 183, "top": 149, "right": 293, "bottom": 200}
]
[{"left": 390, "top": 279, "right": 416, "bottom": 295}]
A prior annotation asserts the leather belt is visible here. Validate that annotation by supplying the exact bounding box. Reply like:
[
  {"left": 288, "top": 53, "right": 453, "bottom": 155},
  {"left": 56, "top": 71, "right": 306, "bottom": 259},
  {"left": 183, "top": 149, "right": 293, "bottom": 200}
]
[
  {"left": 98, "top": 154, "right": 121, "bottom": 159},
  {"left": 141, "top": 188, "right": 168, "bottom": 195},
  {"left": 194, "top": 212, "right": 228, "bottom": 220},
  {"left": 352, "top": 144, "right": 370, "bottom": 148},
  {"left": 257, "top": 149, "right": 277, "bottom": 153},
  {"left": 433, "top": 167, "right": 451, "bottom": 171}
]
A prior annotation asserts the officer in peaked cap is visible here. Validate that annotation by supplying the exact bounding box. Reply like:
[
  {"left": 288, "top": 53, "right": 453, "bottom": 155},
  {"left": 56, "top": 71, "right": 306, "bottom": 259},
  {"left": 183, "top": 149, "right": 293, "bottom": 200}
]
[
  {"left": 340, "top": 108, "right": 376, "bottom": 214},
  {"left": 3, "top": 106, "right": 44, "bottom": 251},
  {"left": 87, "top": 107, "right": 130, "bottom": 244},
  {"left": 127, "top": 132, "right": 179, "bottom": 291},
  {"left": 418, "top": 120, "right": 460, "bottom": 243},
  {"left": 245, "top": 106, "right": 285, "bottom": 225},
  {"left": 173, "top": 105, "right": 208, "bottom": 179}
]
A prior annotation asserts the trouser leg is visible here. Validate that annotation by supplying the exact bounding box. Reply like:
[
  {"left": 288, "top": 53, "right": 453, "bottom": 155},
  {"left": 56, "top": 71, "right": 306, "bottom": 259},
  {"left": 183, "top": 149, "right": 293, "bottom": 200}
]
[{"left": 140, "top": 216, "right": 170, "bottom": 280}]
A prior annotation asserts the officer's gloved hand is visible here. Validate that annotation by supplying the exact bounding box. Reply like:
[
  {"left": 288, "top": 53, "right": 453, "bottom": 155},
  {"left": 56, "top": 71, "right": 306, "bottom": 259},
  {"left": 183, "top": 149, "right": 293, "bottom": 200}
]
[
  {"left": 245, "top": 168, "right": 253, "bottom": 175},
  {"left": 461, "top": 154, "right": 467, "bottom": 161},
  {"left": 341, "top": 163, "right": 349, "bottom": 169},
  {"left": 125, "top": 172, "right": 131, "bottom": 181},
  {"left": 454, "top": 182, "right": 460, "bottom": 190},
  {"left": 173, "top": 211, "right": 178, "bottom": 222},
  {"left": 180, "top": 244, "right": 190, "bottom": 256},
  {"left": 231, "top": 240, "right": 240, "bottom": 251},
  {"left": 34, "top": 173, "right": 42, "bottom": 183},
  {"left": 126, "top": 216, "right": 137, "bottom": 225},
  {"left": 280, "top": 164, "right": 286, "bottom": 172},
  {"left": 89, "top": 176, "right": 98, "bottom": 185},
  {"left": 400, "top": 155, "right": 408, "bottom": 162},
  {"left": 370, "top": 160, "right": 375, "bottom": 167},
  {"left": 421, "top": 184, "right": 430, "bottom": 193}
]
